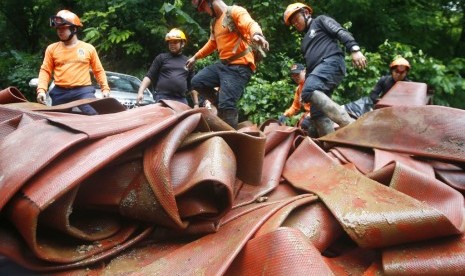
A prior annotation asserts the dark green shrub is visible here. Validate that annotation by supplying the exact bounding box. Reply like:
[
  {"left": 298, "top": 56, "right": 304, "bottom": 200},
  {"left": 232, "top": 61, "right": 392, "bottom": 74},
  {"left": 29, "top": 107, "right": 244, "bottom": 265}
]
[{"left": 0, "top": 50, "right": 42, "bottom": 101}]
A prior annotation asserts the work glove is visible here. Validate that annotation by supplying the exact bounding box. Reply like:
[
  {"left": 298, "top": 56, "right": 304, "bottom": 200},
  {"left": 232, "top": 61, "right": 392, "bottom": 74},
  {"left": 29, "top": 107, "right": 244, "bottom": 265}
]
[
  {"left": 37, "top": 91, "right": 46, "bottom": 105},
  {"left": 278, "top": 115, "right": 286, "bottom": 124}
]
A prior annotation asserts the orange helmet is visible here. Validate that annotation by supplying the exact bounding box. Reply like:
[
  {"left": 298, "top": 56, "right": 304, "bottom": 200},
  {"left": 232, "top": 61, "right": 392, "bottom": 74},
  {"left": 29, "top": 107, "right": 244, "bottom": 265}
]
[
  {"left": 165, "top": 28, "right": 187, "bottom": 43},
  {"left": 50, "top": 10, "right": 83, "bottom": 28},
  {"left": 389, "top": 57, "right": 411, "bottom": 70},
  {"left": 283, "top": 3, "right": 313, "bottom": 26}
]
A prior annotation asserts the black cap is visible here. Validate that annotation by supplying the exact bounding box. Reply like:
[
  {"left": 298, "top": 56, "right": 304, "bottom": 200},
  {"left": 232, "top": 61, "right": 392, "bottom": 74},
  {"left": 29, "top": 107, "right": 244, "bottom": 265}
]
[{"left": 290, "top": 63, "right": 305, "bottom": 74}]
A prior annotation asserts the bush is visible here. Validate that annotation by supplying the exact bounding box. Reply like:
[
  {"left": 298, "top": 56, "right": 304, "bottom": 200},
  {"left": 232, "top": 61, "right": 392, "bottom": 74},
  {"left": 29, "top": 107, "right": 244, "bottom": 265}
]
[
  {"left": 239, "top": 76, "right": 294, "bottom": 125},
  {"left": 0, "top": 50, "right": 42, "bottom": 101}
]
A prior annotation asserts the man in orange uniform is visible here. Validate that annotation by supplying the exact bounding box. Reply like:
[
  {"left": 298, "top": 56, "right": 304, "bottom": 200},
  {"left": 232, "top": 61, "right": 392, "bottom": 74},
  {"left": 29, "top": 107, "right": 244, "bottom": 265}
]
[
  {"left": 186, "top": 0, "right": 269, "bottom": 129},
  {"left": 36, "top": 10, "right": 110, "bottom": 115},
  {"left": 279, "top": 63, "right": 317, "bottom": 137}
]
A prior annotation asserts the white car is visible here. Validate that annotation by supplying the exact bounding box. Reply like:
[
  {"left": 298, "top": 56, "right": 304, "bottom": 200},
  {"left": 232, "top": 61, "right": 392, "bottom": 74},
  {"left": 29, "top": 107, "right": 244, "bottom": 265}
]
[{"left": 29, "top": 71, "right": 155, "bottom": 109}]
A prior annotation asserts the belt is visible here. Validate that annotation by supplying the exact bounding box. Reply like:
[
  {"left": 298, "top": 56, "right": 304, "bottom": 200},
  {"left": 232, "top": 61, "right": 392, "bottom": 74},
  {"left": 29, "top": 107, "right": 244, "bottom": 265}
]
[
  {"left": 55, "top": 85, "right": 93, "bottom": 90},
  {"left": 220, "top": 46, "right": 252, "bottom": 65}
]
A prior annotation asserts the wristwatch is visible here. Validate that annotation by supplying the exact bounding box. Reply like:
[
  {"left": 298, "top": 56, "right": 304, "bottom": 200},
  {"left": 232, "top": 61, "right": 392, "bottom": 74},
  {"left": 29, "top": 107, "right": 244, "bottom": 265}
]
[{"left": 350, "top": 45, "right": 360, "bottom": 53}]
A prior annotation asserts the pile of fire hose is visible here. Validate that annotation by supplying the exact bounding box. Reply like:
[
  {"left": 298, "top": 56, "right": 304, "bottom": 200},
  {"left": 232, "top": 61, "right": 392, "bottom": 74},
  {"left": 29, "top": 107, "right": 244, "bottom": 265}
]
[{"left": 0, "top": 86, "right": 464, "bottom": 275}]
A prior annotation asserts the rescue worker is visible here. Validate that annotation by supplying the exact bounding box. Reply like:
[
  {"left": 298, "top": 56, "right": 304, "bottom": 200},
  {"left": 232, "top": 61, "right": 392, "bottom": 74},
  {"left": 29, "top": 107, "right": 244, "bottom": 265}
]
[
  {"left": 137, "top": 28, "right": 194, "bottom": 106},
  {"left": 186, "top": 0, "right": 269, "bottom": 129},
  {"left": 283, "top": 3, "right": 367, "bottom": 136},
  {"left": 279, "top": 63, "right": 317, "bottom": 137},
  {"left": 36, "top": 10, "right": 110, "bottom": 115},
  {"left": 369, "top": 57, "right": 411, "bottom": 102}
]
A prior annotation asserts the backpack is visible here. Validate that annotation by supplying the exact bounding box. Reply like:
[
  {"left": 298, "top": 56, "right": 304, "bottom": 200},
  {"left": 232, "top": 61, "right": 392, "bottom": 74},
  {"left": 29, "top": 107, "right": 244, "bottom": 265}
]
[{"left": 213, "top": 6, "right": 266, "bottom": 65}]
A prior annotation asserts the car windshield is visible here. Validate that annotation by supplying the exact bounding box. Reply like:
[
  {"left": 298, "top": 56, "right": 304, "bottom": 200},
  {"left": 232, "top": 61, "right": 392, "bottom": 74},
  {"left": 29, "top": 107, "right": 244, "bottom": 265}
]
[{"left": 91, "top": 73, "right": 141, "bottom": 94}]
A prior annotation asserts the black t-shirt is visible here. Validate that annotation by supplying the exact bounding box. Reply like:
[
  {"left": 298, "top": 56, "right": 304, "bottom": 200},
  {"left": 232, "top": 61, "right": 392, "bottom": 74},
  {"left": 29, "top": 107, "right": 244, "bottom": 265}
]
[
  {"left": 146, "top": 52, "right": 194, "bottom": 98},
  {"left": 301, "top": 15, "right": 358, "bottom": 72}
]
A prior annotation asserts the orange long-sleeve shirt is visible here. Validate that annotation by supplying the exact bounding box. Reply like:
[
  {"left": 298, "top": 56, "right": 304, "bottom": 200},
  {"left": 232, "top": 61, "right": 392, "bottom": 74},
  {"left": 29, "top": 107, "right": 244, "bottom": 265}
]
[
  {"left": 37, "top": 40, "right": 109, "bottom": 94},
  {"left": 284, "top": 81, "right": 311, "bottom": 117},
  {"left": 194, "top": 6, "right": 263, "bottom": 72}
]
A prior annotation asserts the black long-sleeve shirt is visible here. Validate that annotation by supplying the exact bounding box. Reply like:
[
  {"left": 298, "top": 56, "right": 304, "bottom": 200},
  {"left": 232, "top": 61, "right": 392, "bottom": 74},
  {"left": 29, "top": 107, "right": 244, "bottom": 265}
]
[
  {"left": 301, "top": 15, "right": 359, "bottom": 72},
  {"left": 369, "top": 75, "right": 410, "bottom": 101},
  {"left": 146, "top": 52, "right": 194, "bottom": 98}
]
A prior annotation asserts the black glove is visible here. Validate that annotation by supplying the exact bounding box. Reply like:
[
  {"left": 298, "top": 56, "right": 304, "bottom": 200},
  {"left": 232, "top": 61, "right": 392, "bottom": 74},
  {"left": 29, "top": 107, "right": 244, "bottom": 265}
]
[{"left": 278, "top": 115, "right": 286, "bottom": 124}]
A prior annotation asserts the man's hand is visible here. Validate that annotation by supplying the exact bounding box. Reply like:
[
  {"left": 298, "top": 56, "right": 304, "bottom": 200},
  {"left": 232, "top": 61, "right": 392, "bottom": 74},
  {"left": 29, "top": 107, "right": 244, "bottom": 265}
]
[
  {"left": 37, "top": 91, "right": 46, "bottom": 104},
  {"left": 136, "top": 93, "right": 144, "bottom": 105},
  {"left": 253, "top": 34, "right": 269, "bottom": 52},
  {"left": 186, "top": 56, "right": 197, "bottom": 70},
  {"left": 351, "top": 51, "right": 367, "bottom": 70}
]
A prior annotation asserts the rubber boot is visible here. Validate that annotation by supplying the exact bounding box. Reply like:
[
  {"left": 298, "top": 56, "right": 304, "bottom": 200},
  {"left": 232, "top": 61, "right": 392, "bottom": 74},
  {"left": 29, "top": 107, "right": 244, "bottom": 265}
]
[
  {"left": 218, "top": 109, "right": 238, "bottom": 129},
  {"left": 310, "top": 90, "right": 355, "bottom": 127},
  {"left": 313, "top": 116, "right": 334, "bottom": 137},
  {"left": 307, "top": 120, "right": 319, "bottom": 138}
]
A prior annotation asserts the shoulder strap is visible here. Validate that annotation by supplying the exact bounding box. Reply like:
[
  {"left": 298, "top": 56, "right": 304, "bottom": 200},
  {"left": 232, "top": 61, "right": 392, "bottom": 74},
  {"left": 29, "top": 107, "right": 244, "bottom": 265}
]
[
  {"left": 222, "top": 6, "right": 243, "bottom": 54},
  {"left": 219, "top": 6, "right": 266, "bottom": 64},
  {"left": 222, "top": 6, "right": 237, "bottom": 33}
]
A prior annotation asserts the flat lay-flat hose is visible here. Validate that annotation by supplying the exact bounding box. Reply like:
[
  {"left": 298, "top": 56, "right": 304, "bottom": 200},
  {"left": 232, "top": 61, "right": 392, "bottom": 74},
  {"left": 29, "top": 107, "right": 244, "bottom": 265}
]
[{"left": 0, "top": 87, "right": 464, "bottom": 275}]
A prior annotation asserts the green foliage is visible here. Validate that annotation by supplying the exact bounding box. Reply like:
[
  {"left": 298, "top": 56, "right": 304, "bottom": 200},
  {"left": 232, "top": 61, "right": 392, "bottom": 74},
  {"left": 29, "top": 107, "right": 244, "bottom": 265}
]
[
  {"left": 238, "top": 55, "right": 299, "bottom": 125},
  {"left": 332, "top": 51, "right": 383, "bottom": 104},
  {"left": 236, "top": 0, "right": 303, "bottom": 80},
  {"left": 0, "top": 50, "right": 42, "bottom": 101},
  {"left": 160, "top": 2, "right": 207, "bottom": 40},
  {"left": 239, "top": 76, "right": 294, "bottom": 124},
  {"left": 193, "top": 55, "right": 217, "bottom": 72},
  {"left": 335, "top": 40, "right": 465, "bottom": 108},
  {"left": 244, "top": 40, "right": 465, "bottom": 124},
  {"left": 78, "top": 1, "right": 207, "bottom": 72},
  {"left": 82, "top": 3, "right": 136, "bottom": 54},
  {"left": 318, "top": 0, "right": 465, "bottom": 59}
]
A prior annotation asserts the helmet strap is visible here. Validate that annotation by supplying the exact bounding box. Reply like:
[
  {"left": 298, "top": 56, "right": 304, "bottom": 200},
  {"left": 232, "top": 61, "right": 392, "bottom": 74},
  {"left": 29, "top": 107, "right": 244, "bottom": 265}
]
[{"left": 303, "top": 11, "right": 311, "bottom": 29}]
